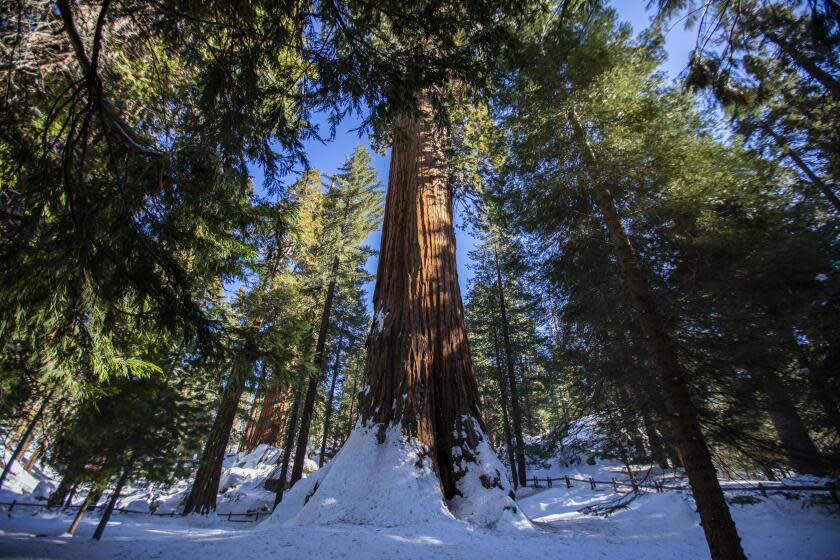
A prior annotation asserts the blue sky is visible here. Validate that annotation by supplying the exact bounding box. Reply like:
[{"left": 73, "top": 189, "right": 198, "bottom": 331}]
[{"left": 242, "top": 1, "right": 697, "bottom": 309}]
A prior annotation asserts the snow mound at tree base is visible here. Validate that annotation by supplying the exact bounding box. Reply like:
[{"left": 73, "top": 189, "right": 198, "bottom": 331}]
[{"left": 268, "top": 423, "right": 533, "bottom": 532}]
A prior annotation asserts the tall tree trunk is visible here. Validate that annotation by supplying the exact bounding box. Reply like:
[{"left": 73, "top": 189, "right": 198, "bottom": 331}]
[
  {"left": 319, "top": 334, "right": 345, "bottom": 468},
  {"left": 0, "top": 384, "right": 56, "bottom": 490},
  {"left": 492, "top": 244, "right": 527, "bottom": 487},
  {"left": 273, "top": 366, "right": 306, "bottom": 507},
  {"left": 248, "top": 382, "right": 291, "bottom": 451},
  {"left": 491, "top": 323, "right": 518, "bottom": 489},
  {"left": 290, "top": 255, "right": 340, "bottom": 486},
  {"left": 344, "top": 374, "right": 358, "bottom": 443},
  {"left": 763, "top": 28, "right": 840, "bottom": 100},
  {"left": 24, "top": 441, "right": 44, "bottom": 472},
  {"left": 92, "top": 460, "right": 132, "bottom": 540},
  {"left": 67, "top": 481, "right": 101, "bottom": 536},
  {"left": 357, "top": 97, "right": 490, "bottom": 502},
  {"left": 570, "top": 112, "right": 746, "bottom": 560},
  {"left": 760, "top": 369, "right": 826, "bottom": 474},
  {"left": 242, "top": 362, "right": 267, "bottom": 449},
  {"left": 763, "top": 125, "right": 840, "bottom": 212},
  {"left": 183, "top": 357, "right": 252, "bottom": 514}
]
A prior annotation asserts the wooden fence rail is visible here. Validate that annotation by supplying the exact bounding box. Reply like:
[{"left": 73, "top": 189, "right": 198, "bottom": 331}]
[
  {"left": 0, "top": 500, "right": 270, "bottom": 522},
  {"left": 527, "top": 475, "right": 839, "bottom": 504}
]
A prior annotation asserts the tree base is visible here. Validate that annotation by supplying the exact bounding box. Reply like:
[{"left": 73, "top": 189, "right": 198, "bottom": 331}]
[{"left": 268, "top": 422, "right": 532, "bottom": 531}]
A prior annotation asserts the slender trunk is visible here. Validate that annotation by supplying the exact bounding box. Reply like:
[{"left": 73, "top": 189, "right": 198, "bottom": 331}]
[
  {"left": 183, "top": 357, "right": 251, "bottom": 514},
  {"left": 760, "top": 369, "right": 826, "bottom": 474},
  {"left": 273, "top": 367, "right": 306, "bottom": 507},
  {"left": 344, "top": 375, "right": 358, "bottom": 442},
  {"left": 491, "top": 323, "right": 518, "bottom": 489},
  {"left": 764, "top": 29, "right": 840, "bottom": 100},
  {"left": 0, "top": 384, "right": 56, "bottom": 490},
  {"left": 64, "top": 482, "right": 79, "bottom": 508},
  {"left": 763, "top": 126, "right": 840, "bottom": 212},
  {"left": 49, "top": 472, "right": 76, "bottom": 508},
  {"left": 24, "top": 441, "right": 44, "bottom": 471},
  {"left": 492, "top": 245, "right": 527, "bottom": 487},
  {"left": 357, "top": 96, "right": 492, "bottom": 503},
  {"left": 67, "top": 482, "right": 100, "bottom": 536},
  {"left": 290, "top": 255, "right": 340, "bottom": 485},
  {"left": 319, "top": 335, "right": 345, "bottom": 468},
  {"left": 92, "top": 460, "right": 132, "bottom": 540},
  {"left": 243, "top": 363, "right": 267, "bottom": 449},
  {"left": 571, "top": 111, "right": 746, "bottom": 560}
]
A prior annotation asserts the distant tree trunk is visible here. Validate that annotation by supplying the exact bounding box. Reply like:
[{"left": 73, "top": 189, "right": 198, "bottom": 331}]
[
  {"left": 248, "top": 381, "right": 291, "bottom": 451},
  {"left": 357, "top": 97, "right": 490, "bottom": 502},
  {"left": 762, "top": 126, "right": 840, "bottom": 213},
  {"left": 24, "top": 441, "right": 44, "bottom": 471},
  {"left": 64, "top": 482, "right": 79, "bottom": 508},
  {"left": 0, "top": 384, "right": 56, "bottom": 490},
  {"left": 760, "top": 369, "right": 826, "bottom": 474},
  {"left": 67, "top": 481, "right": 101, "bottom": 536},
  {"left": 183, "top": 357, "right": 252, "bottom": 514},
  {"left": 49, "top": 470, "right": 78, "bottom": 508},
  {"left": 491, "top": 323, "right": 518, "bottom": 489},
  {"left": 343, "top": 375, "right": 358, "bottom": 443},
  {"left": 273, "top": 368, "right": 306, "bottom": 507},
  {"left": 290, "top": 255, "right": 340, "bottom": 486},
  {"left": 242, "top": 363, "right": 267, "bottom": 449},
  {"left": 571, "top": 111, "right": 746, "bottom": 560},
  {"left": 93, "top": 460, "right": 133, "bottom": 540},
  {"left": 492, "top": 244, "right": 527, "bottom": 487},
  {"left": 319, "top": 335, "right": 345, "bottom": 468}
]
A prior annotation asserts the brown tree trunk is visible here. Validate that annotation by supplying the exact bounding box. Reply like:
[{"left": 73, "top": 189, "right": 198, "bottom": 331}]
[
  {"left": 319, "top": 334, "right": 345, "bottom": 468},
  {"left": 357, "top": 97, "right": 489, "bottom": 502},
  {"left": 493, "top": 244, "right": 528, "bottom": 487},
  {"left": 763, "top": 28, "right": 840, "bottom": 100},
  {"left": 67, "top": 481, "right": 101, "bottom": 536},
  {"left": 93, "top": 460, "right": 132, "bottom": 540},
  {"left": 273, "top": 365, "right": 307, "bottom": 507},
  {"left": 242, "top": 363, "right": 267, "bottom": 449},
  {"left": 763, "top": 126, "right": 840, "bottom": 213},
  {"left": 760, "top": 369, "right": 826, "bottom": 474},
  {"left": 183, "top": 357, "right": 252, "bottom": 514},
  {"left": 290, "top": 255, "right": 340, "bottom": 486},
  {"left": 0, "top": 384, "right": 56, "bottom": 490},
  {"left": 24, "top": 441, "right": 44, "bottom": 471},
  {"left": 570, "top": 112, "right": 746, "bottom": 560},
  {"left": 491, "top": 323, "right": 518, "bottom": 489},
  {"left": 248, "top": 382, "right": 291, "bottom": 451}
]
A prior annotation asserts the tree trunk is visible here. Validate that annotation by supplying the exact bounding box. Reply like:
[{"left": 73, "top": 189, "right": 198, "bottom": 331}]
[
  {"left": 570, "top": 112, "right": 746, "bottom": 560},
  {"left": 492, "top": 244, "right": 528, "bottom": 487},
  {"left": 248, "top": 382, "right": 291, "bottom": 451},
  {"left": 319, "top": 334, "right": 345, "bottom": 468},
  {"left": 764, "top": 28, "right": 840, "bottom": 100},
  {"left": 92, "top": 461, "right": 132, "bottom": 540},
  {"left": 491, "top": 323, "right": 518, "bottom": 489},
  {"left": 273, "top": 368, "right": 306, "bottom": 507},
  {"left": 763, "top": 126, "right": 840, "bottom": 213},
  {"left": 760, "top": 369, "right": 826, "bottom": 474},
  {"left": 357, "top": 97, "right": 491, "bottom": 502},
  {"left": 67, "top": 482, "right": 100, "bottom": 536},
  {"left": 242, "top": 362, "right": 267, "bottom": 449},
  {"left": 49, "top": 472, "right": 77, "bottom": 508},
  {"left": 24, "top": 441, "right": 44, "bottom": 472},
  {"left": 344, "top": 374, "right": 358, "bottom": 443},
  {"left": 183, "top": 357, "right": 252, "bottom": 514},
  {"left": 0, "top": 384, "right": 56, "bottom": 490},
  {"left": 290, "top": 255, "right": 340, "bottom": 486}
]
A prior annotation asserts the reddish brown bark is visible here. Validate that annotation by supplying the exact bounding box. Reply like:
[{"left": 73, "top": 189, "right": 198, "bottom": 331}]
[
  {"left": 247, "top": 383, "right": 291, "bottom": 451},
  {"left": 358, "top": 98, "right": 486, "bottom": 501}
]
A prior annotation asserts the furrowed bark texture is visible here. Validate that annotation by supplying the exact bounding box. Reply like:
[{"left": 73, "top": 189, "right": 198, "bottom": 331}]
[
  {"left": 358, "top": 99, "right": 485, "bottom": 501},
  {"left": 571, "top": 112, "right": 746, "bottom": 560},
  {"left": 247, "top": 384, "right": 291, "bottom": 451}
]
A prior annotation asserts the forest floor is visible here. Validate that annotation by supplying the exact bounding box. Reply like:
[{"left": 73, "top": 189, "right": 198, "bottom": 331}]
[{"left": 1, "top": 445, "right": 838, "bottom": 560}]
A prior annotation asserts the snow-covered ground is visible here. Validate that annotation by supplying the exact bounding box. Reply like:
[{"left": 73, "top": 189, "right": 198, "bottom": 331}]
[{"left": 1, "top": 427, "right": 838, "bottom": 559}]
